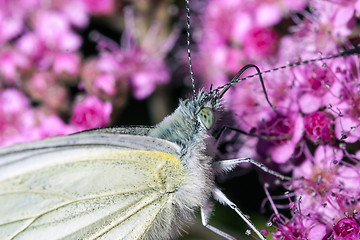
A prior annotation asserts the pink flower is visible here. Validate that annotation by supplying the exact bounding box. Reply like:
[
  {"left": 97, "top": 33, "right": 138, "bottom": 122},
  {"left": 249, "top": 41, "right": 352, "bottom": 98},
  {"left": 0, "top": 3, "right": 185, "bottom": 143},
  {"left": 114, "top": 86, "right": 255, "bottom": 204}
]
[
  {"left": 61, "top": 0, "right": 89, "bottom": 28},
  {"left": 93, "top": 73, "right": 117, "bottom": 97},
  {"left": 130, "top": 59, "right": 170, "bottom": 99},
  {"left": 243, "top": 27, "right": 279, "bottom": 59},
  {"left": 83, "top": 27, "right": 171, "bottom": 100},
  {"left": 26, "top": 72, "right": 57, "bottom": 102},
  {"left": 70, "top": 95, "right": 112, "bottom": 130},
  {"left": 258, "top": 113, "right": 304, "bottom": 163},
  {"left": 335, "top": 116, "right": 360, "bottom": 143},
  {"left": 0, "top": 11, "right": 23, "bottom": 45},
  {"left": 304, "top": 111, "right": 335, "bottom": 144},
  {"left": 254, "top": 0, "right": 307, "bottom": 27},
  {"left": 295, "top": 63, "right": 341, "bottom": 114},
  {"left": 34, "top": 11, "right": 69, "bottom": 46},
  {"left": 332, "top": 217, "right": 360, "bottom": 240},
  {"left": 0, "top": 88, "right": 29, "bottom": 116},
  {"left": 0, "top": 48, "right": 30, "bottom": 84},
  {"left": 255, "top": 4, "right": 283, "bottom": 27},
  {"left": 230, "top": 81, "right": 270, "bottom": 132},
  {"left": 35, "top": 114, "right": 75, "bottom": 139},
  {"left": 330, "top": 56, "right": 360, "bottom": 143},
  {"left": 293, "top": 145, "right": 360, "bottom": 223},
  {"left": 310, "top": 1, "right": 356, "bottom": 39},
  {"left": 16, "top": 32, "right": 45, "bottom": 61},
  {"left": 82, "top": 0, "right": 116, "bottom": 15},
  {"left": 34, "top": 10, "right": 82, "bottom": 51},
  {"left": 271, "top": 202, "right": 327, "bottom": 240},
  {"left": 81, "top": 55, "right": 128, "bottom": 101},
  {"left": 53, "top": 52, "right": 81, "bottom": 77},
  {"left": 0, "top": 89, "right": 32, "bottom": 146}
]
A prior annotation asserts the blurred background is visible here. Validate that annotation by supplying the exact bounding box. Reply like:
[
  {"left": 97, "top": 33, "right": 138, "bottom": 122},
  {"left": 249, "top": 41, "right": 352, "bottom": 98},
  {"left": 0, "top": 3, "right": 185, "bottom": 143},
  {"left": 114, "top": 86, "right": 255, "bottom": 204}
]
[{"left": 1, "top": 0, "right": 360, "bottom": 239}]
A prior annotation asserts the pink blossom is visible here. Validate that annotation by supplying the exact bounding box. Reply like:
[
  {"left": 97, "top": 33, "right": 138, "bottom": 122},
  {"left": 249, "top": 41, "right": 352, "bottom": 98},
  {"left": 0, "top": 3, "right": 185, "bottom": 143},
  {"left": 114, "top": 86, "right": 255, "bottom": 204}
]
[
  {"left": 0, "top": 89, "right": 31, "bottom": 146},
  {"left": 130, "top": 60, "right": 170, "bottom": 99},
  {"left": 34, "top": 10, "right": 82, "bottom": 52},
  {"left": 82, "top": 0, "right": 116, "bottom": 14},
  {"left": 230, "top": 81, "right": 271, "bottom": 132},
  {"left": 58, "top": 31, "right": 82, "bottom": 52},
  {"left": 335, "top": 116, "right": 360, "bottom": 143},
  {"left": 83, "top": 25, "right": 172, "bottom": 100},
  {"left": 294, "top": 63, "right": 341, "bottom": 114},
  {"left": 70, "top": 95, "right": 112, "bottom": 130},
  {"left": 26, "top": 72, "right": 70, "bottom": 111},
  {"left": 26, "top": 72, "right": 57, "bottom": 101},
  {"left": 61, "top": 0, "right": 89, "bottom": 28},
  {"left": 0, "top": 88, "right": 29, "bottom": 116},
  {"left": 332, "top": 217, "right": 360, "bottom": 240},
  {"left": 53, "top": 52, "right": 81, "bottom": 77},
  {"left": 304, "top": 111, "right": 335, "bottom": 144},
  {"left": 0, "top": 11, "right": 23, "bottom": 45},
  {"left": 258, "top": 113, "right": 304, "bottom": 164},
  {"left": 255, "top": 4, "right": 282, "bottom": 27},
  {"left": 0, "top": 48, "right": 30, "bottom": 84},
  {"left": 16, "top": 32, "right": 45, "bottom": 60},
  {"left": 254, "top": 0, "right": 307, "bottom": 27},
  {"left": 243, "top": 27, "right": 279, "bottom": 59},
  {"left": 34, "top": 11, "right": 70, "bottom": 47},
  {"left": 35, "top": 114, "right": 75, "bottom": 139},
  {"left": 310, "top": 1, "right": 356, "bottom": 39},
  {"left": 82, "top": 56, "right": 128, "bottom": 100},
  {"left": 293, "top": 145, "right": 360, "bottom": 223},
  {"left": 271, "top": 202, "right": 327, "bottom": 240},
  {"left": 93, "top": 73, "right": 117, "bottom": 97},
  {"left": 123, "top": 48, "right": 170, "bottom": 100},
  {"left": 330, "top": 56, "right": 360, "bottom": 143}
]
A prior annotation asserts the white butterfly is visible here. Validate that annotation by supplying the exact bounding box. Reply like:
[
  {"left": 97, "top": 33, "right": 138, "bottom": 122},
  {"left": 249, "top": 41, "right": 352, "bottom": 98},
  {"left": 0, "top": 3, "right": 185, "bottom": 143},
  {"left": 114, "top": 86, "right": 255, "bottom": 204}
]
[{"left": 0, "top": 87, "right": 278, "bottom": 240}]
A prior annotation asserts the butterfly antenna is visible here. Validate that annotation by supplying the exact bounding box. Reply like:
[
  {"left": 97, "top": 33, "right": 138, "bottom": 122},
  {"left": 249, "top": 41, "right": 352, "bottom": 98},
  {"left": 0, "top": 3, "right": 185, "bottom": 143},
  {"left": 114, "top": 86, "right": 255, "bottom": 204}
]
[
  {"left": 218, "top": 64, "right": 277, "bottom": 112},
  {"left": 185, "top": 0, "right": 196, "bottom": 99},
  {"left": 216, "top": 47, "right": 360, "bottom": 95}
]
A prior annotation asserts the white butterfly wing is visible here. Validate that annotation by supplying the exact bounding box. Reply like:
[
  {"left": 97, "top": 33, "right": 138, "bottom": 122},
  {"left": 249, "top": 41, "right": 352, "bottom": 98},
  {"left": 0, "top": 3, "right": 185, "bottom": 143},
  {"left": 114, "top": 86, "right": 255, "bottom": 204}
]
[{"left": 0, "top": 128, "right": 184, "bottom": 240}]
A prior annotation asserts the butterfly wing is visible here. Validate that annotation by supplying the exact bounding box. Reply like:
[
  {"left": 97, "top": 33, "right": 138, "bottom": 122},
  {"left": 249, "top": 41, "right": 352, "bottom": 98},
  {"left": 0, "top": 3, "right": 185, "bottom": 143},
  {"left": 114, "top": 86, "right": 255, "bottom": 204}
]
[{"left": 0, "top": 128, "right": 185, "bottom": 240}]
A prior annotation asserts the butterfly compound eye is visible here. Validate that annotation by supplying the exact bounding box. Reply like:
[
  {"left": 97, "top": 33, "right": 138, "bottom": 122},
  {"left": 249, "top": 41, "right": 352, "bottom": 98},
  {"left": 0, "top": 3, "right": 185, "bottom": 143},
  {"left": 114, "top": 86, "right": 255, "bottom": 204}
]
[{"left": 198, "top": 107, "right": 214, "bottom": 130}]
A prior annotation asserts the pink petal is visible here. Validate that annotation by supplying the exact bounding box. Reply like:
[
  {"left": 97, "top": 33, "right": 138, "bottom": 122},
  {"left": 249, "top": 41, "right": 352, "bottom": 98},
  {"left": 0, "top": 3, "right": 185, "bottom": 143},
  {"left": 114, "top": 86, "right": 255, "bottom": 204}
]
[
  {"left": 271, "top": 142, "right": 295, "bottom": 163},
  {"left": 255, "top": 4, "right": 282, "bottom": 27},
  {"left": 334, "top": 7, "right": 354, "bottom": 27},
  {"left": 335, "top": 117, "right": 360, "bottom": 143},
  {"left": 94, "top": 74, "right": 116, "bottom": 96},
  {"left": 292, "top": 115, "right": 304, "bottom": 144},
  {"left": 58, "top": 32, "right": 82, "bottom": 52},
  {"left": 293, "top": 158, "right": 313, "bottom": 178},
  {"left": 231, "top": 13, "right": 251, "bottom": 40},
  {"left": 284, "top": 0, "right": 307, "bottom": 11},
  {"left": 131, "top": 73, "right": 155, "bottom": 100},
  {"left": 307, "top": 222, "right": 327, "bottom": 240},
  {"left": 53, "top": 53, "right": 81, "bottom": 76},
  {"left": 299, "top": 93, "right": 321, "bottom": 114},
  {"left": 313, "top": 145, "right": 343, "bottom": 166}
]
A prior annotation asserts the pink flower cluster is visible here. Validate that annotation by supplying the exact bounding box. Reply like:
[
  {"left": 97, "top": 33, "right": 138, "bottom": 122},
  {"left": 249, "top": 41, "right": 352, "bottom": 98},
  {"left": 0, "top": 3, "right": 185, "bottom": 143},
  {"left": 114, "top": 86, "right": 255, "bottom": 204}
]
[
  {"left": 194, "top": 0, "right": 360, "bottom": 238},
  {"left": 0, "top": 0, "right": 172, "bottom": 146}
]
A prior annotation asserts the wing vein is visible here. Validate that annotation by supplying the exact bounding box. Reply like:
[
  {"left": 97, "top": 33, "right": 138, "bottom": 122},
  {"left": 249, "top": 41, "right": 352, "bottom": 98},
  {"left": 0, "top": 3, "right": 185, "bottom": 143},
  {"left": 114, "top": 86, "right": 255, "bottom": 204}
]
[
  {"left": 91, "top": 193, "right": 162, "bottom": 239},
  {"left": 1, "top": 187, "right": 154, "bottom": 230}
]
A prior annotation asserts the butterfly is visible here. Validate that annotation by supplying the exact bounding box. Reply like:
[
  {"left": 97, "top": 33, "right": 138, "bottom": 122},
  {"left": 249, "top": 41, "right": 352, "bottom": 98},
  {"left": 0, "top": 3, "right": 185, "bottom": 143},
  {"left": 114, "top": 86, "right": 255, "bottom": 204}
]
[{"left": 0, "top": 82, "right": 281, "bottom": 240}]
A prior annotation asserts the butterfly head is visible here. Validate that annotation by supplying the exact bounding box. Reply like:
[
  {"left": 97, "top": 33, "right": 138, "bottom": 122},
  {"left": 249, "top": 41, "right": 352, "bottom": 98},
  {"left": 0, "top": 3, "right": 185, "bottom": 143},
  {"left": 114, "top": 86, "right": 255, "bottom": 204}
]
[{"left": 182, "top": 87, "right": 228, "bottom": 131}]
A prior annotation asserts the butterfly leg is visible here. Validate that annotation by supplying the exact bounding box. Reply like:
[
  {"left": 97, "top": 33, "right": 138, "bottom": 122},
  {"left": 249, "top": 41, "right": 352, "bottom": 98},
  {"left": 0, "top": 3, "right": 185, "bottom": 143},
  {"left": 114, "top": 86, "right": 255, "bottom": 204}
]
[
  {"left": 212, "top": 157, "right": 292, "bottom": 181},
  {"left": 212, "top": 188, "right": 267, "bottom": 240},
  {"left": 200, "top": 202, "right": 237, "bottom": 240}
]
